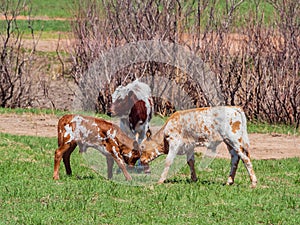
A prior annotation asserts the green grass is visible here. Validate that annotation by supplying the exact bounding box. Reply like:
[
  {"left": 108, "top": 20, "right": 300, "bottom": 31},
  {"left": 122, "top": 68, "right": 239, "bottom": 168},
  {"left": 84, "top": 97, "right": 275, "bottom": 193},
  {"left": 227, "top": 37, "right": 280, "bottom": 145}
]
[
  {"left": 0, "top": 107, "right": 112, "bottom": 120},
  {"left": 206, "top": 0, "right": 276, "bottom": 26},
  {"left": 0, "top": 132, "right": 299, "bottom": 224},
  {"left": 30, "top": 20, "right": 71, "bottom": 32},
  {"left": 26, "top": 0, "right": 74, "bottom": 18},
  {"left": 248, "top": 121, "right": 299, "bottom": 136},
  {"left": 1, "top": 1, "right": 73, "bottom": 34},
  {"left": 4, "top": 0, "right": 73, "bottom": 18},
  {"left": 25, "top": 0, "right": 276, "bottom": 26},
  {"left": 1, "top": 0, "right": 278, "bottom": 34},
  {"left": 0, "top": 107, "right": 64, "bottom": 116},
  {"left": 0, "top": 20, "right": 71, "bottom": 33}
]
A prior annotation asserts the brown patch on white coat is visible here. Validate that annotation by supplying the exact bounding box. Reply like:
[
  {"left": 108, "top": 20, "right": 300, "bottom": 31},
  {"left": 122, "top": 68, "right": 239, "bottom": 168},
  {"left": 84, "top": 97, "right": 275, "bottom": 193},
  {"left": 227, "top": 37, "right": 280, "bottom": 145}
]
[
  {"left": 110, "top": 80, "right": 153, "bottom": 144},
  {"left": 53, "top": 115, "right": 141, "bottom": 181},
  {"left": 140, "top": 106, "right": 257, "bottom": 188}
]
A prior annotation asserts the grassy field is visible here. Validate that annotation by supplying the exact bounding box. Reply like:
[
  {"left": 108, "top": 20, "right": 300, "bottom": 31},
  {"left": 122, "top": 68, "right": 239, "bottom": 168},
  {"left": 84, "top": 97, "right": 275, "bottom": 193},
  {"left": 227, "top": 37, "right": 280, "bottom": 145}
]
[
  {"left": 1, "top": 0, "right": 276, "bottom": 35},
  {"left": 29, "top": 0, "right": 73, "bottom": 18},
  {"left": 26, "top": 0, "right": 275, "bottom": 21},
  {"left": 0, "top": 131, "right": 299, "bottom": 224},
  {"left": 0, "top": 0, "right": 72, "bottom": 34},
  {"left": 0, "top": 2, "right": 298, "bottom": 222},
  {"left": 0, "top": 18, "right": 72, "bottom": 34}
]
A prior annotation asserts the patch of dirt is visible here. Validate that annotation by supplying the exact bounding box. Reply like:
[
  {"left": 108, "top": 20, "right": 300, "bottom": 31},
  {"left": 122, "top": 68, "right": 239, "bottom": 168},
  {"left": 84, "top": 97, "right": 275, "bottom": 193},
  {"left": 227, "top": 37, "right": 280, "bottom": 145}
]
[
  {"left": 0, "top": 113, "right": 299, "bottom": 160},
  {"left": 22, "top": 38, "right": 74, "bottom": 52},
  {"left": 0, "top": 113, "right": 59, "bottom": 137},
  {"left": 0, "top": 15, "right": 74, "bottom": 52},
  {"left": 195, "top": 133, "right": 300, "bottom": 160}
]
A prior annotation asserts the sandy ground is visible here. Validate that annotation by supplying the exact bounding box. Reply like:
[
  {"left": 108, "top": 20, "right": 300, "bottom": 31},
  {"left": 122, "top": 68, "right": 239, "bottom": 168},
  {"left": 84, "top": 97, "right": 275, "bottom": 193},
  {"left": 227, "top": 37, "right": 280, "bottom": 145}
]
[{"left": 0, "top": 113, "right": 299, "bottom": 160}]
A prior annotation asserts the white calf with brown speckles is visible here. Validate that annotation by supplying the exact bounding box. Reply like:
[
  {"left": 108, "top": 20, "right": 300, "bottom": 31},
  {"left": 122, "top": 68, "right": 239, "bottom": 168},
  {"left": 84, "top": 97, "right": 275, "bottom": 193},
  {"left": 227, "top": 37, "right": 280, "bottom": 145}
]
[{"left": 140, "top": 106, "right": 257, "bottom": 188}]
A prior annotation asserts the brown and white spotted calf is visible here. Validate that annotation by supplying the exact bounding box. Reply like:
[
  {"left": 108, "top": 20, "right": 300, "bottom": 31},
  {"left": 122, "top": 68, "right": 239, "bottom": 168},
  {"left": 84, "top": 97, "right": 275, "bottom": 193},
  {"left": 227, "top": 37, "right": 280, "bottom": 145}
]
[
  {"left": 53, "top": 115, "right": 141, "bottom": 181},
  {"left": 140, "top": 106, "right": 257, "bottom": 188},
  {"left": 111, "top": 80, "right": 153, "bottom": 144}
]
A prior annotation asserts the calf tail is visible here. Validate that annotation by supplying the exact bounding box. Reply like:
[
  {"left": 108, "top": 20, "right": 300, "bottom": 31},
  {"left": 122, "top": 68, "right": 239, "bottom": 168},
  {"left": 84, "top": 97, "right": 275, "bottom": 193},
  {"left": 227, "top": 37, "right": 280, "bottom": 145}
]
[
  {"left": 57, "top": 116, "right": 67, "bottom": 147},
  {"left": 237, "top": 108, "right": 250, "bottom": 154}
]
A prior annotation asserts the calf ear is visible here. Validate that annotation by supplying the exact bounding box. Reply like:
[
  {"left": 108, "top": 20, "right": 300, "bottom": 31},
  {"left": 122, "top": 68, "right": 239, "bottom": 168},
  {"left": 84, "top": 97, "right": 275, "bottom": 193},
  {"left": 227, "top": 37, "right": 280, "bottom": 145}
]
[
  {"left": 128, "top": 90, "right": 135, "bottom": 99},
  {"left": 146, "top": 129, "right": 152, "bottom": 140},
  {"left": 133, "top": 141, "right": 142, "bottom": 156}
]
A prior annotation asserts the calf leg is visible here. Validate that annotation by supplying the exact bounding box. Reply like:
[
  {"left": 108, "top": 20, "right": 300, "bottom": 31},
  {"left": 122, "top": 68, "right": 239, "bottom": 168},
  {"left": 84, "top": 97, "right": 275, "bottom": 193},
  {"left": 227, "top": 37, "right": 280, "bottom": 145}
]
[
  {"left": 106, "top": 156, "right": 114, "bottom": 179},
  {"left": 200, "top": 141, "right": 221, "bottom": 170},
  {"left": 109, "top": 146, "right": 132, "bottom": 181},
  {"left": 229, "top": 144, "right": 257, "bottom": 188},
  {"left": 137, "top": 128, "right": 146, "bottom": 144},
  {"left": 62, "top": 144, "right": 77, "bottom": 176},
  {"left": 239, "top": 148, "right": 257, "bottom": 188},
  {"left": 114, "top": 157, "right": 132, "bottom": 181},
  {"left": 53, "top": 142, "right": 76, "bottom": 180},
  {"left": 158, "top": 153, "right": 175, "bottom": 184},
  {"left": 226, "top": 147, "right": 240, "bottom": 185},
  {"left": 187, "top": 151, "right": 197, "bottom": 182},
  {"left": 158, "top": 140, "right": 180, "bottom": 184},
  {"left": 143, "top": 163, "right": 151, "bottom": 174},
  {"left": 137, "top": 128, "right": 152, "bottom": 174}
]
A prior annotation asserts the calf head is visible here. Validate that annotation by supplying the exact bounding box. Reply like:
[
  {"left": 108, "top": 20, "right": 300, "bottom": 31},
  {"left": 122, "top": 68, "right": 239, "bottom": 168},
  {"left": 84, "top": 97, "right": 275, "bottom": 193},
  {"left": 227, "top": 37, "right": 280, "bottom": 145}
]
[
  {"left": 120, "top": 140, "right": 141, "bottom": 166},
  {"left": 140, "top": 130, "right": 164, "bottom": 164}
]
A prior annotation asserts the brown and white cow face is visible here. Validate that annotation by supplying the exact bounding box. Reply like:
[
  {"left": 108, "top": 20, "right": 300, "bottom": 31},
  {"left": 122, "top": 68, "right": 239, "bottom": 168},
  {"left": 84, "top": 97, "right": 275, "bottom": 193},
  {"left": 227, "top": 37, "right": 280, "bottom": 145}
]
[
  {"left": 140, "top": 140, "right": 162, "bottom": 164},
  {"left": 121, "top": 141, "right": 141, "bottom": 166},
  {"left": 140, "top": 130, "right": 164, "bottom": 164}
]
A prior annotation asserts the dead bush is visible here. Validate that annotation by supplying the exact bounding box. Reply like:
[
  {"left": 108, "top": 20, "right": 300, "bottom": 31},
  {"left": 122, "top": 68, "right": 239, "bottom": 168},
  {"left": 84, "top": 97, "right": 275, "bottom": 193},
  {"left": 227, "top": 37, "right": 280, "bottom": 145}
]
[{"left": 69, "top": 0, "right": 299, "bottom": 128}]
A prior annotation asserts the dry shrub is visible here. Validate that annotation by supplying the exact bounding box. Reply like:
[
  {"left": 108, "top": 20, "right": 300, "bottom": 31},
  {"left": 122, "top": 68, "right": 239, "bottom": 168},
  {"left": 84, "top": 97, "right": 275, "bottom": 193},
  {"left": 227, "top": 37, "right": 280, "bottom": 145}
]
[
  {"left": 69, "top": 0, "right": 299, "bottom": 128},
  {"left": 0, "top": 0, "right": 49, "bottom": 109}
]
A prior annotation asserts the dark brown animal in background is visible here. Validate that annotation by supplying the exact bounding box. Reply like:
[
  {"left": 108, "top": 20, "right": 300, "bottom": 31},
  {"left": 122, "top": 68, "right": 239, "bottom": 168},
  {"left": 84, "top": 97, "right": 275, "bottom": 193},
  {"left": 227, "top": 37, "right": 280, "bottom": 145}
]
[{"left": 53, "top": 114, "right": 141, "bottom": 181}]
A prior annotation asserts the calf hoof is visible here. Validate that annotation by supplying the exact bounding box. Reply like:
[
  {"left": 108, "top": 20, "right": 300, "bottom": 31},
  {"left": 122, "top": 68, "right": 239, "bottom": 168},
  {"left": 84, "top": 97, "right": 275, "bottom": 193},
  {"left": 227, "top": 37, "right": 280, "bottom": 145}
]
[
  {"left": 125, "top": 174, "right": 133, "bottom": 181},
  {"left": 226, "top": 177, "right": 234, "bottom": 186},
  {"left": 142, "top": 163, "right": 151, "bottom": 174},
  {"left": 144, "top": 168, "right": 151, "bottom": 174},
  {"left": 157, "top": 179, "right": 165, "bottom": 184},
  {"left": 53, "top": 175, "right": 59, "bottom": 180},
  {"left": 191, "top": 176, "right": 198, "bottom": 182},
  {"left": 250, "top": 182, "right": 257, "bottom": 189}
]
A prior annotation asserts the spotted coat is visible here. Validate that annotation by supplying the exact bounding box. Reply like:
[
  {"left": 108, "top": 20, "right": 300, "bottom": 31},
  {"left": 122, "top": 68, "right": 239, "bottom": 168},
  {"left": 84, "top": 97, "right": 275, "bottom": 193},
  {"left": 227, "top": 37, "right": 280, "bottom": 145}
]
[
  {"left": 111, "top": 80, "right": 153, "bottom": 144},
  {"left": 53, "top": 115, "right": 140, "bottom": 181},
  {"left": 140, "top": 106, "right": 257, "bottom": 188}
]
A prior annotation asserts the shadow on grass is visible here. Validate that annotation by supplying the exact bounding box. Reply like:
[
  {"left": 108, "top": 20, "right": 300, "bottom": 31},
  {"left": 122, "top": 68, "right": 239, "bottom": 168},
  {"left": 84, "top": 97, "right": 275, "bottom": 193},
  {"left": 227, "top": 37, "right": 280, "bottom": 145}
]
[
  {"left": 164, "top": 177, "right": 220, "bottom": 186},
  {"left": 75, "top": 175, "right": 96, "bottom": 180}
]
